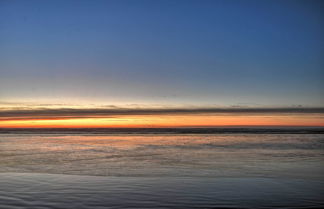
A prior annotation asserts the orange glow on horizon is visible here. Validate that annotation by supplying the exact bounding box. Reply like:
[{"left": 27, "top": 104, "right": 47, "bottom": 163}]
[{"left": 0, "top": 114, "right": 323, "bottom": 128}]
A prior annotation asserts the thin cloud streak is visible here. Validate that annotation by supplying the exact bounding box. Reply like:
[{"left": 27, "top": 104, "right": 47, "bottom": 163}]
[{"left": 1, "top": 107, "right": 324, "bottom": 121}]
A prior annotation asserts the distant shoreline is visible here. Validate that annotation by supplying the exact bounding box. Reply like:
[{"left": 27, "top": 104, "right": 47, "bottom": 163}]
[{"left": 1, "top": 127, "right": 323, "bottom": 134}]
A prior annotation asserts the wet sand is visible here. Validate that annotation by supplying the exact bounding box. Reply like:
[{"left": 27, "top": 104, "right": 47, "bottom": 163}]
[
  {"left": 0, "top": 173, "right": 323, "bottom": 209},
  {"left": 1, "top": 131, "right": 323, "bottom": 208}
]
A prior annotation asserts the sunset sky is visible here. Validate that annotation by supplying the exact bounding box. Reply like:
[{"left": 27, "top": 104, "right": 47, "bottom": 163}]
[{"left": 0, "top": 0, "right": 323, "bottom": 128}]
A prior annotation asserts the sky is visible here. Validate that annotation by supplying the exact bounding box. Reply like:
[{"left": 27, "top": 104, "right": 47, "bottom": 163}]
[{"left": 0, "top": 0, "right": 323, "bottom": 127}]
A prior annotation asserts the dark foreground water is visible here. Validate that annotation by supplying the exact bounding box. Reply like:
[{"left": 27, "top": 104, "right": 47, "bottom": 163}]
[
  {"left": 0, "top": 173, "right": 323, "bottom": 209},
  {"left": 0, "top": 128, "right": 323, "bottom": 208}
]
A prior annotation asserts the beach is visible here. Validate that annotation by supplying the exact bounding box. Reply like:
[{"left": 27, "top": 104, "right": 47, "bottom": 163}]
[
  {"left": 0, "top": 173, "right": 323, "bottom": 209},
  {"left": 1, "top": 0, "right": 324, "bottom": 207},
  {"left": 0, "top": 129, "right": 323, "bottom": 208}
]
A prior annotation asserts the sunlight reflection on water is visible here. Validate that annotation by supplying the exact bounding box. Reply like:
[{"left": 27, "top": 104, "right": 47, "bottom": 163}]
[
  {"left": 0, "top": 133, "right": 323, "bottom": 179},
  {"left": 0, "top": 133, "right": 323, "bottom": 208}
]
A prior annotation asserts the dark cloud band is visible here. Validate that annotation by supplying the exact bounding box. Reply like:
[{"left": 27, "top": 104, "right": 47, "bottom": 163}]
[{"left": 1, "top": 107, "right": 324, "bottom": 121}]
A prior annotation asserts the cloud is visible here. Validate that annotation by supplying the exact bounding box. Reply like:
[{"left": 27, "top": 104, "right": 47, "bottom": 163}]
[{"left": 0, "top": 107, "right": 324, "bottom": 121}]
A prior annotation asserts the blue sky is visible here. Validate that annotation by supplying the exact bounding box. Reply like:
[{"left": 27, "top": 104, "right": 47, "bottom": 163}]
[{"left": 0, "top": 0, "right": 323, "bottom": 107}]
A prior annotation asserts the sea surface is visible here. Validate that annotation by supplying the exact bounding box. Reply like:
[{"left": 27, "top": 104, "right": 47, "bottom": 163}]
[{"left": 0, "top": 128, "right": 323, "bottom": 208}]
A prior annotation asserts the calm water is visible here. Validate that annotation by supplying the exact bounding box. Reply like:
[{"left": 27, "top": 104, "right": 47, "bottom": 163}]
[{"left": 0, "top": 130, "right": 323, "bottom": 208}]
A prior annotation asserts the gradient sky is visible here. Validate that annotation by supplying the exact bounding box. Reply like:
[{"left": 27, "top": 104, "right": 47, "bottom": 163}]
[{"left": 0, "top": 0, "right": 323, "bottom": 127}]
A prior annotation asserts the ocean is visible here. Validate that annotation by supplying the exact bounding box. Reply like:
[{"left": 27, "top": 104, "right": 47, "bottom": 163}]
[{"left": 0, "top": 128, "right": 323, "bottom": 208}]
